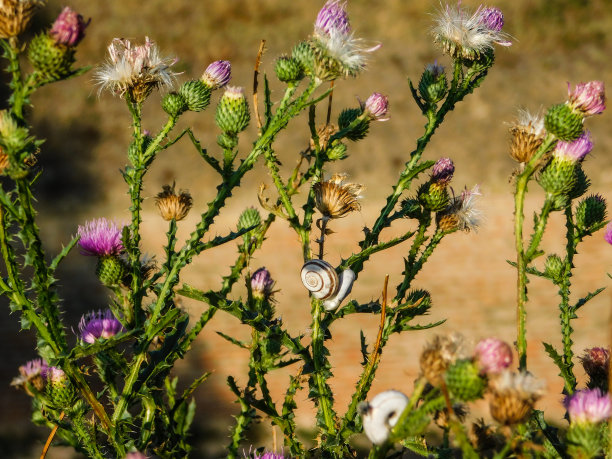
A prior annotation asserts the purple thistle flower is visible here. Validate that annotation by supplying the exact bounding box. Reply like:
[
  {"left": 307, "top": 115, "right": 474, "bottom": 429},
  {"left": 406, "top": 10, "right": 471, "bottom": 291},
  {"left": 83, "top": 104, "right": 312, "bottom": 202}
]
[
  {"left": 363, "top": 92, "right": 389, "bottom": 121},
  {"left": 42, "top": 366, "right": 66, "bottom": 384},
  {"left": 431, "top": 157, "right": 455, "bottom": 185},
  {"left": 124, "top": 453, "right": 148, "bottom": 459},
  {"left": 474, "top": 338, "right": 513, "bottom": 374},
  {"left": 553, "top": 130, "right": 593, "bottom": 163},
  {"left": 246, "top": 449, "right": 285, "bottom": 459},
  {"left": 605, "top": 222, "right": 612, "bottom": 245},
  {"left": 19, "top": 358, "right": 48, "bottom": 378},
  {"left": 478, "top": 6, "right": 504, "bottom": 32},
  {"left": 565, "top": 389, "right": 612, "bottom": 424},
  {"left": 77, "top": 218, "right": 125, "bottom": 257},
  {"left": 78, "top": 309, "right": 124, "bottom": 343},
  {"left": 251, "top": 267, "right": 275, "bottom": 301},
  {"left": 49, "top": 7, "right": 90, "bottom": 47},
  {"left": 568, "top": 81, "right": 606, "bottom": 116},
  {"left": 202, "top": 60, "right": 231, "bottom": 89},
  {"left": 315, "top": 0, "right": 351, "bottom": 37}
]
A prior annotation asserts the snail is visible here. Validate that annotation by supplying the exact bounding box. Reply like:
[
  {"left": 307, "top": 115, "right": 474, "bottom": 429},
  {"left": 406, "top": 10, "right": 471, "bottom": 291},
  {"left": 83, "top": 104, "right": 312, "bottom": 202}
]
[
  {"left": 358, "top": 390, "right": 409, "bottom": 445},
  {"left": 300, "top": 259, "right": 356, "bottom": 311}
]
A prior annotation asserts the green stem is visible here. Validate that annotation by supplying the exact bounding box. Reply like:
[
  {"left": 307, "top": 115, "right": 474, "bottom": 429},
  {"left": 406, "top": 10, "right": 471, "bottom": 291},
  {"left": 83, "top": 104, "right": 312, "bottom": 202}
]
[
  {"left": 525, "top": 196, "right": 554, "bottom": 261},
  {"left": 560, "top": 206, "right": 577, "bottom": 392}
]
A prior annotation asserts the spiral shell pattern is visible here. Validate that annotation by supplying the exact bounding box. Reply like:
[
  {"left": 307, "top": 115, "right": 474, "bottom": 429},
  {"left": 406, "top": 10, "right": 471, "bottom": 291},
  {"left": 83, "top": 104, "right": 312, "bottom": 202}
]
[{"left": 301, "top": 259, "right": 339, "bottom": 300}]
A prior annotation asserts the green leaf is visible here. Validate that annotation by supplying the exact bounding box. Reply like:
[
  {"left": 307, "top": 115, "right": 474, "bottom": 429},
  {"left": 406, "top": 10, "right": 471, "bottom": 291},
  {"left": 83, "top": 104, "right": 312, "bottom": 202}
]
[
  {"left": 574, "top": 286, "right": 605, "bottom": 310},
  {"left": 543, "top": 342, "right": 572, "bottom": 385},
  {"left": 216, "top": 331, "right": 248, "bottom": 349}
]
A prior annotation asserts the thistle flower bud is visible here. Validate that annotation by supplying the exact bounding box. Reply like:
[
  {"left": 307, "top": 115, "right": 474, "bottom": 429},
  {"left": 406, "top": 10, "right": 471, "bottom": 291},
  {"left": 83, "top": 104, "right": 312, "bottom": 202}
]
[
  {"left": 363, "top": 92, "right": 389, "bottom": 121},
  {"left": 250, "top": 267, "right": 275, "bottom": 301},
  {"left": 537, "top": 158, "right": 577, "bottom": 196},
  {"left": 431, "top": 157, "right": 455, "bottom": 185},
  {"left": 418, "top": 182, "right": 450, "bottom": 212},
  {"left": 478, "top": 7, "right": 505, "bottom": 32},
  {"left": 418, "top": 62, "right": 448, "bottom": 104},
  {"left": 162, "top": 92, "right": 188, "bottom": 117},
  {"left": 291, "top": 41, "right": 316, "bottom": 76},
  {"left": 489, "top": 371, "right": 545, "bottom": 425},
  {"left": 568, "top": 165, "right": 590, "bottom": 201},
  {"left": 155, "top": 184, "right": 193, "bottom": 221},
  {"left": 215, "top": 86, "right": 250, "bottom": 134},
  {"left": 359, "top": 390, "right": 409, "bottom": 445},
  {"left": 96, "top": 255, "right": 125, "bottom": 287},
  {"left": 575, "top": 194, "right": 607, "bottom": 233},
  {"left": 44, "top": 366, "right": 76, "bottom": 409},
  {"left": 201, "top": 60, "right": 231, "bottom": 89},
  {"left": 49, "top": 7, "right": 89, "bottom": 47},
  {"left": 544, "top": 254, "right": 564, "bottom": 281},
  {"left": 338, "top": 108, "right": 369, "bottom": 141},
  {"left": 179, "top": 80, "right": 212, "bottom": 112},
  {"left": 326, "top": 140, "right": 348, "bottom": 161},
  {"left": 474, "top": 338, "right": 513, "bottom": 375},
  {"left": 544, "top": 103, "right": 583, "bottom": 142},
  {"left": 568, "top": 81, "right": 605, "bottom": 117},
  {"left": 0, "top": 0, "right": 44, "bottom": 39},
  {"left": 79, "top": 309, "right": 124, "bottom": 343},
  {"left": 274, "top": 56, "right": 304, "bottom": 84},
  {"left": 0, "top": 110, "right": 31, "bottom": 152},
  {"left": 580, "top": 347, "right": 610, "bottom": 392},
  {"left": 445, "top": 359, "right": 486, "bottom": 401},
  {"left": 315, "top": 0, "right": 351, "bottom": 37},
  {"left": 28, "top": 33, "right": 75, "bottom": 79},
  {"left": 313, "top": 173, "right": 363, "bottom": 219},
  {"left": 237, "top": 207, "right": 261, "bottom": 243}
]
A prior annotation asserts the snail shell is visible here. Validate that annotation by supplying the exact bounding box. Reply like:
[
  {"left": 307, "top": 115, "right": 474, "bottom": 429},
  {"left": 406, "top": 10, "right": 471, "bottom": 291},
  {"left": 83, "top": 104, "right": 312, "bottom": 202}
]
[
  {"left": 358, "top": 390, "right": 409, "bottom": 445},
  {"left": 300, "top": 259, "right": 339, "bottom": 300},
  {"left": 323, "top": 268, "right": 355, "bottom": 312}
]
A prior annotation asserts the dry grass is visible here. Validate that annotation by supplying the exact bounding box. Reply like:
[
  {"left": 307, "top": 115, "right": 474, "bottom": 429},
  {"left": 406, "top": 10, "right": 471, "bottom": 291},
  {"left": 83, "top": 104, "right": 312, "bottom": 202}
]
[{"left": 2, "top": 0, "right": 612, "bottom": 457}]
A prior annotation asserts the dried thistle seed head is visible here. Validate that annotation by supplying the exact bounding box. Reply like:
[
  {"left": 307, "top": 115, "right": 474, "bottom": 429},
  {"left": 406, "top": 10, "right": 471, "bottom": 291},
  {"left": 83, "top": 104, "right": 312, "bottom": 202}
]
[
  {"left": 155, "top": 184, "right": 193, "bottom": 221},
  {"left": 11, "top": 358, "right": 48, "bottom": 394},
  {"left": 488, "top": 370, "right": 545, "bottom": 425},
  {"left": 420, "top": 332, "right": 468, "bottom": 386},
  {"left": 509, "top": 110, "right": 545, "bottom": 163},
  {"left": 95, "top": 37, "right": 178, "bottom": 102},
  {"left": 436, "top": 185, "right": 482, "bottom": 233},
  {"left": 0, "top": 0, "right": 44, "bottom": 39},
  {"left": 313, "top": 173, "right": 363, "bottom": 219},
  {"left": 310, "top": 123, "right": 338, "bottom": 150}
]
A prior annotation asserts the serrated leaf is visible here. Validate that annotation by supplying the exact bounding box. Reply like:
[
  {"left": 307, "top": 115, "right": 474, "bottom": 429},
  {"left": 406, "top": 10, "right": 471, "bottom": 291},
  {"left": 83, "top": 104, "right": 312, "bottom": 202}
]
[
  {"left": 574, "top": 286, "right": 605, "bottom": 310},
  {"left": 216, "top": 331, "right": 248, "bottom": 349},
  {"left": 543, "top": 342, "right": 572, "bottom": 383}
]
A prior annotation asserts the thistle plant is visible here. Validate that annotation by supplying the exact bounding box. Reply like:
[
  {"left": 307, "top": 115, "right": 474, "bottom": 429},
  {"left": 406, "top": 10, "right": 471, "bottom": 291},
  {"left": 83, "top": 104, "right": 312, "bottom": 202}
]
[{"left": 2, "top": 1, "right": 611, "bottom": 458}]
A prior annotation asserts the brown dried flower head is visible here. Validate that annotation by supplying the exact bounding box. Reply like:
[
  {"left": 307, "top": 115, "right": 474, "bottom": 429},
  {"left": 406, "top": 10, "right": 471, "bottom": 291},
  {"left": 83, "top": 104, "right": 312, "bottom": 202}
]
[
  {"left": 0, "top": 147, "right": 8, "bottom": 174},
  {"left": 313, "top": 173, "right": 363, "bottom": 219},
  {"left": 509, "top": 110, "right": 546, "bottom": 163},
  {"left": 488, "top": 370, "right": 545, "bottom": 425},
  {"left": 0, "top": 0, "right": 44, "bottom": 39},
  {"left": 155, "top": 184, "right": 193, "bottom": 221},
  {"left": 310, "top": 123, "right": 337, "bottom": 151},
  {"left": 420, "top": 332, "right": 468, "bottom": 386}
]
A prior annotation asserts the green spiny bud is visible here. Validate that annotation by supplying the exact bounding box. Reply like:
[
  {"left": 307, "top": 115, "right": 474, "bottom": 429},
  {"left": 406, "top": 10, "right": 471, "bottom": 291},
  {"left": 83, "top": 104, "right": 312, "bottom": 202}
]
[
  {"left": 275, "top": 56, "right": 304, "bottom": 83},
  {"left": 0, "top": 110, "right": 31, "bottom": 153},
  {"left": 217, "top": 133, "right": 238, "bottom": 150},
  {"left": 566, "top": 422, "right": 605, "bottom": 459},
  {"left": 338, "top": 108, "right": 369, "bottom": 141},
  {"left": 445, "top": 359, "right": 486, "bottom": 402},
  {"left": 45, "top": 367, "right": 76, "bottom": 409},
  {"left": 544, "top": 254, "right": 564, "bottom": 281},
  {"left": 162, "top": 92, "right": 188, "bottom": 117},
  {"left": 292, "top": 41, "right": 316, "bottom": 76},
  {"left": 179, "top": 80, "right": 212, "bottom": 112},
  {"left": 537, "top": 157, "right": 577, "bottom": 196},
  {"left": 96, "top": 255, "right": 125, "bottom": 287},
  {"left": 418, "top": 62, "right": 448, "bottom": 104},
  {"left": 544, "top": 103, "right": 584, "bottom": 141},
  {"left": 238, "top": 207, "right": 261, "bottom": 243},
  {"left": 418, "top": 182, "right": 450, "bottom": 212},
  {"left": 575, "top": 194, "right": 607, "bottom": 233},
  {"left": 28, "top": 33, "right": 75, "bottom": 80},
  {"left": 215, "top": 86, "right": 250, "bottom": 134},
  {"left": 568, "top": 165, "right": 590, "bottom": 201},
  {"left": 326, "top": 141, "right": 348, "bottom": 161}
]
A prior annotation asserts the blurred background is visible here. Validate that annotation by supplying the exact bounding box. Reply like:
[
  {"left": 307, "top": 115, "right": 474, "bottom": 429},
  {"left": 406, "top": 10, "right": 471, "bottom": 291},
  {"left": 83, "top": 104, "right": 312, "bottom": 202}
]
[{"left": 1, "top": 0, "right": 611, "bottom": 457}]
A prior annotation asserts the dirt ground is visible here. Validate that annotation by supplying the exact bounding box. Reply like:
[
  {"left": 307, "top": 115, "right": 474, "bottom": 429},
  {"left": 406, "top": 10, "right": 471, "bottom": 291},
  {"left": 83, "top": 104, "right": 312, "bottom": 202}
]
[{"left": 1, "top": 0, "right": 611, "bottom": 457}]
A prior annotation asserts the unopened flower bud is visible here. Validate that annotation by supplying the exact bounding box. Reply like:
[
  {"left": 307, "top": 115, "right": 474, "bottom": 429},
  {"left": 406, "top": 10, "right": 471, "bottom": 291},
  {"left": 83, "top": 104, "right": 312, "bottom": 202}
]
[
  {"left": 575, "top": 194, "right": 607, "bottom": 234},
  {"left": 326, "top": 141, "right": 348, "bottom": 161},
  {"left": 79, "top": 309, "right": 124, "bottom": 343},
  {"left": 418, "top": 182, "right": 450, "bottom": 212},
  {"left": 201, "top": 60, "right": 231, "bottom": 89},
  {"left": 179, "top": 80, "right": 212, "bottom": 112},
  {"left": 478, "top": 7, "right": 505, "bottom": 32},
  {"left": 215, "top": 86, "right": 250, "bottom": 134},
  {"left": 237, "top": 207, "right": 261, "bottom": 243},
  {"left": 568, "top": 165, "right": 590, "bottom": 201},
  {"left": 155, "top": 184, "right": 193, "bottom": 221},
  {"left": 274, "top": 56, "right": 304, "bottom": 84},
  {"left": 338, "top": 108, "right": 369, "bottom": 141},
  {"left": 445, "top": 359, "right": 487, "bottom": 401},
  {"left": 291, "top": 41, "right": 316, "bottom": 76},
  {"left": 162, "top": 92, "right": 188, "bottom": 117},
  {"left": 568, "top": 81, "right": 605, "bottom": 117},
  {"left": 251, "top": 267, "right": 275, "bottom": 301},
  {"left": 96, "top": 255, "right": 125, "bottom": 287},
  {"left": 431, "top": 157, "right": 455, "bottom": 185},
  {"left": 44, "top": 366, "right": 76, "bottom": 409},
  {"left": 537, "top": 158, "right": 577, "bottom": 196},
  {"left": 474, "top": 338, "right": 513, "bottom": 375},
  {"left": 363, "top": 92, "right": 389, "bottom": 121},
  {"left": 580, "top": 347, "right": 610, "bottom": 392},
  {"left": 544, "top": 103, "right": 583, "bottom": 141},
  {"left": 49, "top": 7, "right": 89, "bottom": 47},
  {"left": 544, "top": 254, "right": 564, "bottom": 281},
  {"left": 418, "top": 62, "right": 448, "bottom": 104}
]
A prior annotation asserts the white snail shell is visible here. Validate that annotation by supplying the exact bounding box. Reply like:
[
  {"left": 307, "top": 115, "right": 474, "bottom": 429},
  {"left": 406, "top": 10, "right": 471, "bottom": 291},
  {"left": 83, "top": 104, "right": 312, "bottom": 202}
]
[
  {"left": 358, "top": 390, "right": 409, "bottom": 445},
  {"left": 300, "top": 260, "right": 356, "bottom": 311},
  {"left": 301, "top": 259, "right": 339, "bottom": 300}
]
